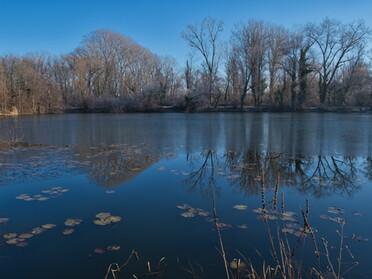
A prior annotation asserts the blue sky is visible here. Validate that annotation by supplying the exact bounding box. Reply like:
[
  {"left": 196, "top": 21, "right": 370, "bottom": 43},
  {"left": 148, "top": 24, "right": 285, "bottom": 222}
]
[{"left": 0, "top": 0, "right": 371, "bottom": 64}]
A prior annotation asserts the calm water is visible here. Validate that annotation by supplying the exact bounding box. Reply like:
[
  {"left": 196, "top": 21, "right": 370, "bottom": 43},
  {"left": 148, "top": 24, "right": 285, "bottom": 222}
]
[{"left": 0, "top": 113, "right": 371, "bottom": 278}]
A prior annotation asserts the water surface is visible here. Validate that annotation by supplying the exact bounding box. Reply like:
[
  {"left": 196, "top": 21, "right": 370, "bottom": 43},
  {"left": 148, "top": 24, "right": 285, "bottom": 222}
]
[{"left": 0, "top": 113, "right": 371, "bottom": 278}]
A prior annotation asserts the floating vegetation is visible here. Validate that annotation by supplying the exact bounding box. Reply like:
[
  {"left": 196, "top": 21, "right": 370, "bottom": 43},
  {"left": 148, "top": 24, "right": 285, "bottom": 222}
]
[
  {"left": 198, "top": 211, "right": 210, "bottom": 217},
  {"left": 0, "top": 218, "right": 9, "bottom": 223},
  {"left": 217, "top": 223, "right": 232, "bottom": 229},
  {"left": 352, "top": 212, "right": 364, "bottom": 217},
  {"left": 94, "top": 248, "right": 105, "bottom": 254},
  {"left": 107, "top": 245, "right": 121, "bottom": 251},
  {"left": 42, "top": 224, "right": 56, "bottom": 229},
  {"left": 15, "top": 186, "right": 69, "bottom": 202},
  {"left": 280, "top": 212, "right": 297, "bottom": 222},
  {"left": 6, "top": 238, "right": 22, "bottom": 245},
  {"left": 176, "top": 204, "right": 191, "bottom": 210},
  {"left": 230, "top": 259, "right": 246, "bottom": 270},
  {"left": 16, "top": 242, "right": 28, "bottom": 247},
  {"left": 3, "top": 223, "right": 55, "bottom": 246},
  {"left": 177, "top": 204, "right": 210, "bottom": 219},
  {"left": 31, "top": 227, "right": 45, "bottom": 235},
  {"left": 105, "top": 190, "right": 115, "bottom": 194},
  {"left": 64, "top": 218, "right": 82, "bottom": 227},
  {"left": 181, "top": 212, "right": 195, "bottom": 218},
  {"left": 237, "top": 224, "right": 248, "bottom": 229},
  {"left": 63, "top": 228, "right": 75, "bottom": 235},
  {"left": 327, "top": 206, "right": 345, "bottom": 215},
  {"left": 3, "top": 233, "right": 17, "bottom": 239},
  {"left": 233, "top": 205, "right": 248, "bottom": 211},
  {"left": 19, "top": 233, "right": 33, "bottom": 239},
  {"left": 93, "top": 212, "right": 122, "bottom": 226},
  {"left": 319, "top": 215, "right": 345, "bottom": 224}
]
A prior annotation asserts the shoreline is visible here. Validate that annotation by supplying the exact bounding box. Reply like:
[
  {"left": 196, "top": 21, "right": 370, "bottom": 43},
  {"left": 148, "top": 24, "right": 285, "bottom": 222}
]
[{"left": 0, "top": 106, "right": 371, "bottom": 117}]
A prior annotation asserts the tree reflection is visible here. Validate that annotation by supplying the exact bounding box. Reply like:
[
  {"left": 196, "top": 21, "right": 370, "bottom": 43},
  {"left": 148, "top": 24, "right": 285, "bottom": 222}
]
[
  {"left": 184, "top": 150, "right": 221, "bottom": 198},
  {"left": 182, "top": 149, "right": 371, "bottom": 199},
  {"left": 75, "top": 144, "right": 160, "bottom": 188},
  {"left": 225, "top": 151, "right": 366, "bottom": 198}
]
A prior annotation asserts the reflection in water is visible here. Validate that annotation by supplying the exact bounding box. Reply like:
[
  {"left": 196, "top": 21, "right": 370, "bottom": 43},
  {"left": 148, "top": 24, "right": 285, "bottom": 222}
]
[
  {"left": 182, "top": 149, "right": 370, "bottom": 199},
  {"left": 0, "top": 143, "right": 370, "bottom": 198},
  {"left": 74, "top": 144, "right": 160, "bottom": 188}
]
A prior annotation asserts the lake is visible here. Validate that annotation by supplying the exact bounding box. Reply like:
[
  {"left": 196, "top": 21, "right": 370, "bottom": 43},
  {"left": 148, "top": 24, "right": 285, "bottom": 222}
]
[{"left": 0, "top": 113, "right": 371, "bottom": 278}]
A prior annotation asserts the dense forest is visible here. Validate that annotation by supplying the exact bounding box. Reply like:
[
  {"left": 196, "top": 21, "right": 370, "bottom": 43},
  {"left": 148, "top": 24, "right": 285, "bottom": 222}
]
[{"left": 0, "top": 17, "right": 371, "bottom": 115}]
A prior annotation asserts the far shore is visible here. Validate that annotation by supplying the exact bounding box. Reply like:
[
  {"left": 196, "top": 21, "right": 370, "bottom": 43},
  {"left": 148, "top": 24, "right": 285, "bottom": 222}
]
[{"left": 0, "top": 106, "right": 371, "bottom": 117}]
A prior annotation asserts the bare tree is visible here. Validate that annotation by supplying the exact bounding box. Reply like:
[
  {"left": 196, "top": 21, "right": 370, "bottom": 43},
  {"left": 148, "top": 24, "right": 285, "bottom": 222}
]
[
  {"left": 182, "top": 17, "right": 224, "bottom": 106},
  {"left": 305, "top": 18, "right": 370, "bottom": 104},
  {"left": 267, "top": 24, "right": 288, "bottom": 104},
  {"left": 231, "top": 20, "right": 268, "bottom": 107}
]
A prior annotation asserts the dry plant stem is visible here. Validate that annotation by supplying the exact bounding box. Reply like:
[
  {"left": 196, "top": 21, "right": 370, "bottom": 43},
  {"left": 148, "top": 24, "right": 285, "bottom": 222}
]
[
  {"left": 322, "top": 238, "right": 337, "bottom": 279},
  {"left": 212, "top": 194, "right": 230, "bottom": 279},
  {"left": 261, "top": 166, "right": 265, "bottom": 208},
  {"left": 104, "top": 263, "right": 120, "bottom": 279},
  {"left": 337, "top": 223, "right": 344, "bottom": 279}
]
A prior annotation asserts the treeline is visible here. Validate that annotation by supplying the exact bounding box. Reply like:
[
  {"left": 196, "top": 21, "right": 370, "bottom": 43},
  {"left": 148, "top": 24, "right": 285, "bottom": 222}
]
[{"left": 0, "top": 18, "right": 371, "bottom": 115}]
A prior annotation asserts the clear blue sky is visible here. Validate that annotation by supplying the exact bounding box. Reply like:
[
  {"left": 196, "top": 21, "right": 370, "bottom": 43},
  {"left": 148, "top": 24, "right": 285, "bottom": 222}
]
[{"left": 0, "top": 0, "right": 371, "bottom": 64}]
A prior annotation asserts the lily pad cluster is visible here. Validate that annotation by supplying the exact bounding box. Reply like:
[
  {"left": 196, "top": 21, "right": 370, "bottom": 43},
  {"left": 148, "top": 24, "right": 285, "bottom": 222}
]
[
  {"left": 3, "top": 223, "right": 56, "bottom": 246},
  {"left": 177, "top": 204, "right": 210, "bottom": 218},
  {"left": 93, "top": 212, "right": 122, "bottom": 226},
  {"left": 62, "top": 218, "right": 82, "bottom": 235},
  {"left": 15, "top": 187, "right": 69, "bottom": 202},
  {"left": 252, "top": 208, "right": 298, "bottom": 222},
  {"left": 319, "top": 206, "right": 346, "bottom": 224},
  {"left": 92, "top": 245, "right": 121, "bottom": 255}
]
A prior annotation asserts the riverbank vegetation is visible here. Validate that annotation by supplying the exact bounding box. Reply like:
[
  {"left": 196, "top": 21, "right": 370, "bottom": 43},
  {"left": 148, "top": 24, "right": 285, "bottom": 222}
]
[{"left": 0, "top": 18, "right": 370, "bottom": 115}]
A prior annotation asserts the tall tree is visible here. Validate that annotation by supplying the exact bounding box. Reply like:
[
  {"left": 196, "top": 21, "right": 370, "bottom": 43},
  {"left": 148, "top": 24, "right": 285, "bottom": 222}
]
[
  {"left": 305, "top": 18, "right": 370, "bottom": 104},
  {"left": 182, "top": 17, "right": 224, "bottom": 105},
  {"left": 231, "top": 20, "right": 268, "bottom": 108}
]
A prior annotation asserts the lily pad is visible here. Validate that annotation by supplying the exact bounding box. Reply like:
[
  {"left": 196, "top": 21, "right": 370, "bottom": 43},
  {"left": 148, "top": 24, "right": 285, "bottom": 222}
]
[
  {"left": 237, "top": 224, "right": 248, "bottom": 229},
  {"left": 64, "top": 218, "right": 82, "bottom": 227},
  {"left": 328, "top": 206, "right": 345, "bottom": 215},
  {"left": 105, "top": 190, "right": 115, "bottom": 194},
  {"left": 93, "top": 212, "right": 121, "bottom": 226},
  {"left": 106, "top": 216, "right": 121, "bottom": 223},
  {"left": 198, "top": 211, "right": 210, "bottom": 217},
  {"left": 181, "top": 212, "right": 195, "bottom": 218},
  {"left": 0, "top": 218, "right": 9, "bottom": 223},
  {"left": 6, "top": 238, "right": 21, "bottom": 244},
  {"left": 19, "top": 233, "right": 33, "bottom": 239},
  {"left": 252, "top": 208, "right": 267, "bottom": 214},
  {"left": 4, "top": 233, "right": 17, "bottom": 239},
  {"left": 233, "top": 205, "right": 248, "bottom": 211},
  {"left": 281, "top": 228, "right": 295, "bottom": 234},
  {"left": 93, "top": 219, "right": 107, "bottom": 226},
  {"left": 31, "top": 227, "right": 45, "bottom": 234},
  {"left": 36, "top": 197, "right": 49, "bottom": 201},
  {"left": 107, "top": 245, "right": 121, "bottom": 251},
  {"left": 230, "top": 259, "right": 246, "bottom": 269},
  {"left": 176, "top": 204, "right": 191, "bottom": 210},
  {"left": 62, "top": 228, "right": 75, "bottom": 235},
  {"left": 16, "top": 242, "right": 29, "bottom": 247},
  {"left": 42, "top": 224, "right": 56, "bottom": 229},
  {"left": 328, "top": 217, "right": 345, "bottom": 224},
  {"left": 94, "top": 248, "right": 105, "bottom": 254},
  {"left": 95, "top": 212, "right": 111, "bottom": 219}
]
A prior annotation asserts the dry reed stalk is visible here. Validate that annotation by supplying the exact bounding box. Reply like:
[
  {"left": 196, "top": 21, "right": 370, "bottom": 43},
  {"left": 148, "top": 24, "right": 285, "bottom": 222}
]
[
  {"left": 261, "top": 165, "right": 265, "bottom": 209},
  {"left": 212, "top": 194, "right": 231, "bottom": 279}
]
